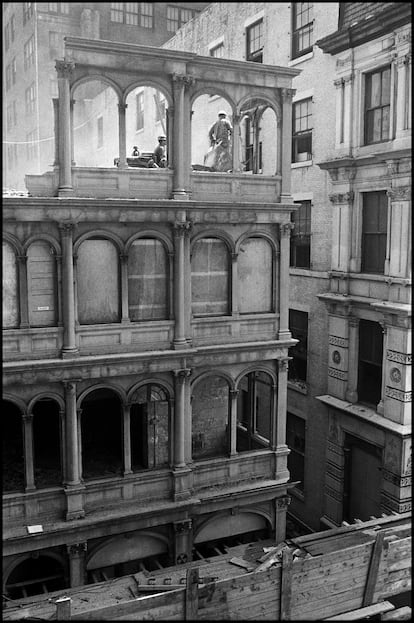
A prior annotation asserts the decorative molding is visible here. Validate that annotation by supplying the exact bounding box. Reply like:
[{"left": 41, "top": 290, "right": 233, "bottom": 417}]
[
  {"left": 229, "top": 389, "right": 239, "bottom": 398},
  {"left": 174, "top": 519, "right": 192, "bottom": 533},
  {"left": 174, "top": 368, "right": 192, "bottom": 384},
  {"left": 387, "top": 350, "right": 412, "bottom": 365},
  {"left": 382, "top": 469, "right": 411, "bottom": 488},
  {"left": 331, "top": 350, "right": 341, "bottom": 364},
  {"left": 58, "top": 222, "right": 77, "bottom": 235},
  {"left": 118, "top": 102, "right": 128, "bottom": 112},
  {"left": 328, "top": 367, "right": 347, "bottom": 380},
  {"left": 55, "top": 60, "right": 75, "bottom": 79},
  {"left": 329, "top": 191, "right": 354, "bottom": 204},
  {"left": 348, "top": 316, "right": 360, "bottom": 328},
  {"left": 381, "top": 493, "right": 412, "bottom": 513},
  {"left": 387, "top": 186, "right": 411, "bottom": 201},
  {"left": 171, "top": 73, "right": 194, "bottom": 88},
  {"left": 389, "top": 367, "right": 402, "bottom": 384},
  {"left": 281, "top": 88, "right": 295, "bottom": 102},
  {"left": 280, "top": 222, "right": 294, "bottom": 237},
  {"left": 173, "top": 221, "right": 192, "bottom": 237},
  {"left": 385, "top": 386, "right": 412, "bottom": 402},
  {"left": 67, "top": 542, "right": 87, "bottom": 556},
  {"left": 326, "top": 441, "right": 343, "bottom": 456},
  {"left": 276, "top": 496, "right": 291, "bottom": 510},
  {"left": 329, "top": 335, "right": 348, "bottom": 348},
  {"left": 278, "top": 358, "right": 290, "bottom": 371}
]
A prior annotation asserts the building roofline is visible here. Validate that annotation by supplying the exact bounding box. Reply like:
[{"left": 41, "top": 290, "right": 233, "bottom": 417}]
[{"left": 316, "top": 3, "right": 411, "bottom": 55}]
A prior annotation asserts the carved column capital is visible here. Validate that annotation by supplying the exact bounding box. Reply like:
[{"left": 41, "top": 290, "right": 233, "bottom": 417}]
[
  {"left": 329, "top": 191, "right": 354, "bottom": 204},
  {"left": 387, "top": 186, "right": 411, "bottom": 201},
  {"left": 348, "top": 316, "right": 360, "bottom": 328},
  {"left": 63, "top": 380, "right": 78, "bottom": 392},
  {"left": 281, "top": 88, "right": 296, "bottom": 102},
  {"left": 280, "top": 222, "right": 294, "bottom": 237},
  {"left": 67, "top": 542, "right": 87, "bottom": 556},
  {"left": 173, "top": 221, "right": 192, "bottom": 237},
  {"left": 174, "top": 368, "right": 192, "bottom": 384},
  {"left": 58, "top": 222, "right": 77, "bottom": 235},
  {"left": 276, "top": 495, "right": 291, "bottom": 510},
  {"left": 17, "top": 254, "right": 28, "bottom": 264},
  {"left": 229, "top": 388, "right": 239, "bottom": 398},
  {"left": 278, "top": 357, "right": 290, "bottom": 371},
  {"left": 119, "top": 252, "right": 129, "bottom": 263},
  {"left": 22, "top": 413, "right": 33, "bottom": 424},
  {"left": 55, "top": 60, "right": 75, "bottom": 79},
  {"left": 118, "top": 102, "right": 128, "bottom": 112},
  {"left": 171, "top": 73, "right": 195, "bottom": 89},
  {"left": 174, "top": 519, "right": 192, "bottom": 534}
]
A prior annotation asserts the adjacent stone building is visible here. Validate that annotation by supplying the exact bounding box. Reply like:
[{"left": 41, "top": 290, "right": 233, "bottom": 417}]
[{"left": 2, "top": 38, "right": 299, "bottom": 597}]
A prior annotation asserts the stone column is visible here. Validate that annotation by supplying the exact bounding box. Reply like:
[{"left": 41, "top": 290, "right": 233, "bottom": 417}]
[
  {"left": 173, "top": 221, "right": 191, "bottom": 349},
  {"left": 17, "top": 254, "right": 29, "bottom": 328},
  {"left": 345, "top": 317, "right": 359, "bottom": 403},
  {"left": 123, "top": 403, "right": 132, "bottom": 475},
  {"left": 55, "top": 253, "right": 63, "bottom": 326},
  {"left": 387, "top": 186, "right": 411, "bottom": 279},
  {"left": 229, "top": 389, "right": 239, "bottom": 456},
  {"left": 232, "top": 113, "right": 241, "bottom": 173},
  {"left": 59, "top": 223, "right": 78, "bottom": 357},
  {"left": 166, "top": 105, "right": 174, "bottom": 168},
  {"left": 171, "top": 74, "right": 192, "bottom": 199},
  {"left": 120, "top": 253, "right": 130, "bottom": 322},
  {"left": 276, "top": 119, "right": 282, "bottom": 176},
  {"left": 173, "top": 519, "right": 193, "bottom": 565},
  {"left": 63, "top": 380, "right": 84, "bottom": 520},
  {"left": 56, "top": 60, "right": 75, "bottom": 196},
  {"left": 328, "top": 191, "right": 354, "bottom": 277},
  {"left": 70, "top": 99, "right": 75, "bottom": 165},
  {"left": 231, "top": 252, "right": 239, "bottom": 317},
  {"left": 59, "top": 408, "right": 67, "bottom": 484},
  {"left": 67, "top": 543, "right": 87, "bottom": 587},
  {"left": 22, "top": 413, "right": 36, "bottom": 491},
  {"left": 52, "top": 98, "right": 59, "bottom": 166},
  {"left": 280, "top": 88, "right": 295, "bottom": 202},
  {"left": 275, "top": 495, "right": 291, "bottom": 543},
  {"left": 270, "top": 382, "right": 278, "bottom": 451},
  {"left": 276, "top": 359, "right": 288, "bottom": 447},
  {"left": 118, "top": 102, "right": 128, "bottom": 169},
  {"left": 173, "top": 369, "right": 191, "bottom": 468},
  {"left": 278, "top": 223, "right": 294, "bottom": 340}
]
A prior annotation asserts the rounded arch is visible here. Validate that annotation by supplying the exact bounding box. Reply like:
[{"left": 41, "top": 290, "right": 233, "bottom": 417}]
[
  {"left": 127, "top": 378, "right": 174, "bottom": 404},
  {"left": 194, "top": 509, "right": 272, "bottom": 544},
  {"left": 28, "top": 392, "right": 65, "bottom": 415},
  {"left": 3, "top": 551, "right": 67, "bottom": 599},
  {"left": 3, "top": 233, "right": 24, "bottom": 256},
  {"left": 191, "top": 87, "right": 236, "bottom": 113},
  {"left": 71, "top": 74, "right": 123, "bottom": 101},
  {"left": 235, "top": 230, "right": 279, "bottom": 255},
  {"left": 191, "top": 370, "right": 235, "bottom": 392},
  {"left": 23, "top": 234, "right": 61, "bottom": 256},
  {"left": 125, "top": 230, "right": 173, "bottom": 255},
  {"left": 235, "top": 365, "right": 277, "bottom": 389},
  {"left": 87, "top": 531, "right": 169, "bottom": 571},
  {"left": 74, "top": 229, "right": 124, "bottom": 255},
  {"left": 2, "top": 394, "right": 27, "bottom": 414},
  {"left": 123, "top": 79, "right": 173, "bottom": 108},
  {"left": 237, "top": 92, "right": 281, "bottom": 122},
  {"left": 190, "top": 229, "right": 235, "bottom": 255},
  {"left": 3, "top": 550, "right": 67, "bottom": 591},
  {"left": 77, "top": 383, "right": 126, "bottom": 409}
]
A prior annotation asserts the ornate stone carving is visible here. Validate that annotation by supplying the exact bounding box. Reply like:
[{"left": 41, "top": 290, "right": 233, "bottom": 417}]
[
  {"left": 58, "top": 222, "right": 77, "bottom": 235},
  {"left": 385, "top": 160, "right": 399, "bottom": 176},
  {"left": 118, "top": 102, "right": 128, "bottom": 112},
  {"left": 22, "top": 413, "right": 33, "bottom": 423},
  {"left": 229, "top": 389, "right": 239, "bottom": 398},
  {"left": 328, "top": 191, "right": 354, "bottom": 204},
  {"left": 328, "top": 367, "right": 347, "bottom": 380},
  {"left": 55, "top": 60, "right": 75, "bottom": 79},
  {"left": 176, "top": 553, "right": 188, "bottom": 564},
  {"left": 278, "top": 358, "right": 290, "bottom": 371},
  {"left": 276, "top": 496, "right": 291, "bottom": 510},
  {"left": 385, "top": 387, "right": 411, "bottom": 402},
  {"left": 17, "top": 254, "right": 28, "bottom": 264},
  {"left": 389, "top": 367, "right": 402, "bottom": 384},
  {"left": 171, "top": 73, "right": 194, "bottom": 88},
  {"left": 174, "top": 368, "right": 192, "bottom": 384},
  {"left": 332, "top": 350, "right": 341, "bottom": 364},
  {"left": 387, "top": 186, "right": 411, "bottom": 201},
  {"left": 336, "top": 55, "right": 351, "bottom": 67},
  {"left": 329, "top": 335, "right": 348, "bottom": 347},
  {"left": 173, "top": 221, "right": 192, "bottom": 237},
  {"left": 382, "top": 469, "right": 411, "bottom": 488},
  {"left": 280, "top": 222, "right": 294, "bottom": 237},
  {"left": 67, "top": 542, "right": 87, "bottom": 556},
  {"left": 281, "top": 88, "right": 295, "bottom": 102},
  {"left": 174, "top": 519, "right": 192, "bottom": 533},
  {"left": 348, "top": 317, "right": 359, "bottom": 328}
]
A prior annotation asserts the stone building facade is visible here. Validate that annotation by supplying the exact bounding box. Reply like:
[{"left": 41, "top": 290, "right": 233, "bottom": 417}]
[{"left": 2, "top": 39, "right": 298, "bottom": 598}]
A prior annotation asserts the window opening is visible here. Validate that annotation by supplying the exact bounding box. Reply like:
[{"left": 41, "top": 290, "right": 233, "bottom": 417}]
[
  {"left": 290, "top": 200, "right": 311, "bottom": 268},
  {"left": 130, "top": 384, "right": 170, "bottom": 471},
  {"left": 364, "top": 66, "right": 391, "bottom": 144},
  {"left": 292, "top": 3, "right": 313, "bottom": 59},
  {"left": 2, "top": 401, "right": 24, "bottom": 492},
  {"left": 288, "top": 309, "right": 308, "bottom": 383},
  {"left": 292, "top": 98, "right": 312, "bottom": 162},
  {"left": 246, "top": 19, "right": 263, "bottom": 63},
  {"left": 287, "top": 413, "right": 305, "bottom": 491},
  {"left": 236, "top": 371, "right": 272, "bottom": 452},
  {"left": 33, "top": 399, "right": 62, "bottom": 488},
  {"left": 357, "top": 319, "right": 383, "bottom": 407},
  {"left": 5, "top": 556, "right": 66, "bottom": 600},
  {"left": 361, "top": 191, "right": 387, "bottom": 274}
]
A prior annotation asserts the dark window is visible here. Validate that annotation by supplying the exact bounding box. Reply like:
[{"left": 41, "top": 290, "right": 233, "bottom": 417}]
[
  {"left": 364, "top": 66, "right": 391, "bottom": 144},
  {"left": 246, "top": 19, "right": 263, "bottom": 63},
  {"left": 237, "top": 371, "right": 272, "bottom": 452},
  {"left": 361, "top": 191, "right": 387, "bottom": 274},
  {"left": 5, "top": 22, "right": 10, "bottom": 51},
  {"left": 358, "top": 320, "right": 383, "bottom": 407},
  {"left": 24, "top": 35, "right": 35, "bottom": 70},
  {"left": 23, "top": 2, "right": 33, "bottom": 25},
  {"left": 292, "top": 98, "right": 312, "bottom": 162},
  {"left": 136, "top": 92, "right": 144, "bottom": 131},
  {"left": 288, "top": 309, "right": 308, "bottom": 383},
  {"left": 290, "top": 201, "right": 311, "bottom": 268},
  {"left": 167, "top": 6, "right": 196, "bottom": 32},
  {"left": 48, "top": 2, "right": 69, "bottom": 13},
  {"left": 292, "top": 2, "right": 313, "bottom": 59},
  {"left": 287, "top": 413, "right": 305, "bottom": 491},
  {"left": 245, "top": 118, "right": 262, "bottom": 172},
  {"left": 110, "top": 2, "right": 153, "bottom": 27},
  {"left": 97, "top": 116, "right": 103, "bottom": 148},
  {"left": 210, "top": 43, "right": 224, "bottom": 58}
]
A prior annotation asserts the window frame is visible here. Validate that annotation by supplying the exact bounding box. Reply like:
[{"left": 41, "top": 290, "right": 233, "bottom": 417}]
[
  {"left": 363, "top": 65, "right": 391, "bottom": 145},
  {"left": 286, "top": 412, "right": 306, "bottom": 492},
  {"left": 291, "top": 2, "right": 314, "bottom": 60},
  {"left": 48, "top": 3, "right": 69, "bottom": 14},
  {"left": 210, "top": 43, "right": 224, "bottom": 58},
  {"left": 360, "top": 191, "right": 388, "bottom": 275},
  {"left": 246, "top": 18, "right": 263, "bottom": 63},
  {"left": 357, "top": 319, "right": 384, "bottom": 408},
  {"left": 5, "top": 22, "right": 10, "bottom": 51},
  {"left": 288, "top": 309, "right": 308, "bottom": 383},
  {"left": 290, "top": 200, "right": 311, "bottom": 269},
  {"left": 24, "top": 35, "right": 35, "bottom": 70},
  {"left": 167, "top": 5, "right": 196, "bottom": 32},
  {"left": 292, "top": 97, "right": 312, "bottom": 163},
  {"left": 25, "top": 83, "right": 36, "bottom": 115},
  {"left": 110, "top": 3, "right": 153, "bottom": 28}
]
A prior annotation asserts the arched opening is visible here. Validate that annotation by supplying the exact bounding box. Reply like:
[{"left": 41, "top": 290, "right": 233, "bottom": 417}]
[
  {"left": 237, "top": 371, "right": 273, "bottom": 452},
  {"left": 191, "top": 237, "right": 230, "bottom": 316},
  {"left": 128, "top": 238, "right": 169, "bottom": 321},
  {"left": 130, "top": 384, "right": 170, "bottom": 471},
  {"left": 238, "top": 237, "right": 273, "bottom": 313},
  {"left": 2, "top": 400, "right": 24, "bottom": 492},
  {"left": 125, "top": 86, "right": 169, "bottom": 167},
  {"left": 3, "top": 241, "right": 19, "bottom": 328},
  {"left": 27, "top": 240, "right": 57, "bottom": 327},
  {"left": 77, "top": 237, "right": 120, "bottom": 325},
  {"left": 73, "top": 79, "right": 119, "bottom": 167},
  {"left": 239, "top": 98, "right": 278, "bottom": 175},
  {"left": 32, "top": 399, "right": 62, "bottom": 488},
  {"left": 192, "top": 376, "right": 229, "bottom": 460},
  {"left": 191, "top": 94, "right": 233, "bottom": 172},
  {"left": 5, "top": 555, "right": 67, "bottom": 599},
  {"left": 80, "top": 388, "right": 123, "bottom": 479}
]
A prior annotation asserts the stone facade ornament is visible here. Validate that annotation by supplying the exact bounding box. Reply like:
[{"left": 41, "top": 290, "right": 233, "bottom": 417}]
[
  {"left": 55, "top": 60, "right": 75, "bottom": 79},
  {"left": 387, "top": 186, "right": 411, "bottom": 201},
  {"left": 390, "top": 367, "right": 402, "bottom": 384},
  {"left": 276, "top": 496, "right": 291, "bottom": 510},
  {"left": 281, "top": 88, "right": 296, "bottom": 101},
  {"left": 328, "top": 191, "right": 354, "bottom": 204}
]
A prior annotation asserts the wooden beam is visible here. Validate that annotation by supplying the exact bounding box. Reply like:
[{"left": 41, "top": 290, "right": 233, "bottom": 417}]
[
  {"left": 381, "top": 606, "right": 412, "bottom": 620},
  {"left": 324, "top": 601, "right": 395, "bottom": 620},
  {"left": 185, "top": 567, "right": 199, "bottom": 620},
  {"left": 56, "top": 597, "right": 72, "bottom": 621},
  {"left": 363, "top": 531, "right": 385, "bottom": 606},
  {"left": 280, "top": 548, "right": 293, "bottom": 621}
]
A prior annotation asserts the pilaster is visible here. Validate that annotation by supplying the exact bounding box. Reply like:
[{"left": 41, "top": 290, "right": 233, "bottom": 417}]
[
  {"left": 173, "top": 519, "right": 193, "bottom": 565},
  {"left": 59, "top": 223, "right": 78, "bottom": 357},
  {"left": 56, "top": 60, "right": 75, "bottom": 196},
  {"left": 280, "top": 88, "right": 295, "bottom": 202},
  {"left": 278, "top": 223, "right": 294, "bottom": 340},
  {"left": 173, "top": 368, "right": 192, "bottom": 501},
  {"left": 173, "top": 220, "right": 191, "bottom": 349},
  {"left": 17, "top": 255, "right": 29, "bottom": 329},
  {"left": 67, "top": 542, "right": 87, "bottom": 587},
  {"left": 274, "top": 495, "right": 291, "bottom": 543}
]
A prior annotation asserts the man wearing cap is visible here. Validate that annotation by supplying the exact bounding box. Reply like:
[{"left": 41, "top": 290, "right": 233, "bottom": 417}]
[
  {"left": 153, "top": 135, "right": 167, "bottom": 168},
  {"left": 206, "top": 111, "right": 233, "bottom": 172}
]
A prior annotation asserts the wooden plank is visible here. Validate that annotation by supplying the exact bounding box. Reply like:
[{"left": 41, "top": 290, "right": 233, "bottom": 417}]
[
  {"left": 56, "top": 597, "right": 72, "bottom": 621},
  {"left": 363, "top": 532, "right": 386, "bottom": 606},
  {"left": 324, "top": 600, "right": 395, "bottom": 620},
  {"left": 280, "top": 547, "right": 293, "bottom": 620},
  {"left": 185, "top": 567, "right": 199, "bottom": 620},
  {"left": 381, "top": 606, "right": 412, "bottom": 621}
]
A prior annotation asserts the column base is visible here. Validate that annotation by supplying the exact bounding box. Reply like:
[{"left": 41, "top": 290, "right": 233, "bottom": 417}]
[
  {"left": 172, "top": 339, "right": 190, "bottom": 350},
  {"left": 58, "top": 187, "right": 74, "bottom": 197},
  {"left": 278, "top": 330, "right": 292, "bottom": 340},
  {"left": 61, "top": 347, "right": 79, "bottom": 359},
  {"left": 172, "top": 190, "right": 190, "bottom": 200},
  {"left": 64, "top": 484, "right": 86, "bottom": 521}
]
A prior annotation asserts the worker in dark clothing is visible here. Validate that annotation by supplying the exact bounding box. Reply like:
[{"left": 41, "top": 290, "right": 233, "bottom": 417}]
[
  {"left": 153, "top": 136, "right": 167, "bottom": 167},
  {"left": 131, "top": 146, "right": 140, "bottom": 157}
]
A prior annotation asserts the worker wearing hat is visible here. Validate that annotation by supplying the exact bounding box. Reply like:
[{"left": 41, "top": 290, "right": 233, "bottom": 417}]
[
  {"left": 208, "top": 111, "right": 233, "bottom": 149},
  {"left": 153, "top": 135, "right": 167, "bottom": 167}
]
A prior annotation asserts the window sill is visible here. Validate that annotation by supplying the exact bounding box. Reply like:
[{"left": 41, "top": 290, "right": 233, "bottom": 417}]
[
  {"left": 288, "top": 50, "right": 314, "bottom": 66},
  {"left": 288, "top": 380, "right": 308, "bottom": 395},
  {"left": 291, "top": 160, "right": 312, "bottom": 169}
]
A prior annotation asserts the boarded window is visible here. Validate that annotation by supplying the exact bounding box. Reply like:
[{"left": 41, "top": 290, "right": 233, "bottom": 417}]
[
  {"left": 77, "top": 239, "right": 120, "bottom": 324},
  {"left": 27, "top": 241, "right": 57, "bottom": 327},
  {"left": 238, "top": 238, "right": 273, "bottom": 313},
  {"left": 192, "top": 376, "right": 229, "bottom": 460},
  {"left": 191, "top": 238, "right": 229, "bottom": 316},
  {"left": 3, "top": 242, "right": 19, "bottom": 328},
  {"left": 128, "top": 239, "right": 168, "bottom": 321}
]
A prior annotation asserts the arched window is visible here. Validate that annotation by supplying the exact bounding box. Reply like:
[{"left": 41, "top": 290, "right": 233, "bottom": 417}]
[
  {"left": 192, "top": 376, "right": 229, "bottom": 460},
  {"left": 191, "top": 238, "right": 230, "bottom": 316},
  {"left": 238, "top": 237, "right": 273, "bottom": 313},
  {"left": 77, "top": 238, "right": 120, "bottom": 324},
  {"left": 5, "top": 556, "right": 67, "bottom": 600},
  {"left": 27, "top": 241, "right": 57, "bottom": 327},
  {"left": 237, "top": 371, "right": 272, "bottom": 452},
  {"left": 130, "top": 384, "right": 170, "bottom": 470},
  {"left": 33, "top": 399, "right": 62, "bottom": 488},
  {"left": 128, "top": 239, "right": 168, "bottom": 321},
  {"left": 3, "top": 241, "right": 19, "bottom": 328},
  {"left": 2, "top": 400, "right": 24, "bottom": 492}
]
